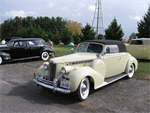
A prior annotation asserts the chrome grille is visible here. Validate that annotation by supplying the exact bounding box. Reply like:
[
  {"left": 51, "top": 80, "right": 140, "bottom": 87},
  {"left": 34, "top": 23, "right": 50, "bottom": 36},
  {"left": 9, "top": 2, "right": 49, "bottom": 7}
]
[{"left": 49, "top": 62, "right": 56, "bottom": 81}]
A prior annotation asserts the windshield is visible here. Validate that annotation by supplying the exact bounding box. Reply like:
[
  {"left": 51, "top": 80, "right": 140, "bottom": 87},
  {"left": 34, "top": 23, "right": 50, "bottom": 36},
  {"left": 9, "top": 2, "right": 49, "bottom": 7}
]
[
  {"left": 7, "top": 41, "right": 14, "bottom": 47},
  {"left": 77, "top": 42, "right": 103, "bottom": 53}
]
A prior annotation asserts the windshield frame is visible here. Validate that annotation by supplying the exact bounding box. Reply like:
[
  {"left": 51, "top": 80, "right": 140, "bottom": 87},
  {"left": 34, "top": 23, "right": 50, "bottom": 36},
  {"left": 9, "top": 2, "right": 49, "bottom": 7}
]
[{"left": 76, "top": 42, "right": 104, "bottom": 54}]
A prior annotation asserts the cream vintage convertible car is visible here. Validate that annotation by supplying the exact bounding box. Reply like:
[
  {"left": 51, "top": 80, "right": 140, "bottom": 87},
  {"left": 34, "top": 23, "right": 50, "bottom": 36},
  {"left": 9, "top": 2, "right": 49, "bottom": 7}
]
[{"left": 33, "top": 40, "right": 138, "bottom": 100}]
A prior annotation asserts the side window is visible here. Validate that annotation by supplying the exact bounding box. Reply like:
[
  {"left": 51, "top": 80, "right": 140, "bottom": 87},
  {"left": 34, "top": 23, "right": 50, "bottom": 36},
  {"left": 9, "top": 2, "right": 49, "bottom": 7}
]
[
  {"left": 13, "top": 41, "right": 20, "bottom": 47},
  {"left": 19, "top": 41, "right": 26, "bottom": 47},
  {"left": 28, "top": 41, "right": 35, "bottom": 47},
  {"left": 105, "top": 45, "right": 119, "bottom": 54}
]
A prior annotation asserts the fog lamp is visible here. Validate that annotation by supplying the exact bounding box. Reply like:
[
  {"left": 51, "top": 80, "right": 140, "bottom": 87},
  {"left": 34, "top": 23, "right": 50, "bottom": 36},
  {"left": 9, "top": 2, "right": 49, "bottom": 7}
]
[{"left": 43, "top": 62, "right": 49, "bottom": 70}]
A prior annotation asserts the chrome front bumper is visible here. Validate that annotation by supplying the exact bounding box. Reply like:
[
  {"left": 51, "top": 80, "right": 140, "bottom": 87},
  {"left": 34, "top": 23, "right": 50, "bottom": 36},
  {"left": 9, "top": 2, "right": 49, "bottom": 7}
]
[{"left": 33, "top": 79, "right": 71, "bottom": 94}]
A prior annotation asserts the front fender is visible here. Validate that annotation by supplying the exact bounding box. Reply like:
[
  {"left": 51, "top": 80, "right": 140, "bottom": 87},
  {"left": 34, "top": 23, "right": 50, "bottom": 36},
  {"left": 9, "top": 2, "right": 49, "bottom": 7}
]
[
  {"left": 68, "top": 67, "right": 104, "bottom": 92},
  {"left": 0, "top": 51, "right": 10, "bottom": 58},
  {"left": 125, "top": 55, "right": 138, "bottom": 73},
  {"left": 42, "top": 47, "right": 53, "bottom": 52}
]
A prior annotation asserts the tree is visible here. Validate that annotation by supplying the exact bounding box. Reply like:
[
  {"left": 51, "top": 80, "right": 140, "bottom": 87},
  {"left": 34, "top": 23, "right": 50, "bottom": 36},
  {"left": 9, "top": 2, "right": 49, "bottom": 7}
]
[
  {"left": 60, "top": 28, "right": 73, "bottom": 45},
  {"left": 105, "top": 18, "right": 124, "bottom": 41},
  {"left": 67, "top": 20, "right": 82, "bottom": 35},
  {"left": 81, "top": 24, "right": 96, "bottom": 41},
  {"left": 51, "top": 31, "right": 60, "bottom": 45},
  {"left": 14, "top": 26, "right": 48, "bottom": 40},
  {"left": 138, "top": 6, "right": 150, "bottom": 38},
  {"left": 1, "top": 16, "right": 67, "bottom": 40},
  {"left": 97, "top": 34, "right": 104, "bottom": 39},
  {"left": 73, "top": 34, "right": 81, "bottom": 44}
]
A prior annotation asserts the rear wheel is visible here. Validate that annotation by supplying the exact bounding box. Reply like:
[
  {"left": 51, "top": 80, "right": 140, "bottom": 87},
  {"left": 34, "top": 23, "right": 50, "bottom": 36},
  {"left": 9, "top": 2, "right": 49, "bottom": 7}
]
[
  {"left": 77, "top": 78, "right": 90, "bottom": 101},
  {"left": 41, "top": 51, "right": 50, "bottom": 61},
  {"left": 128, "top": 64, "right": 135, "bottom": 78},
  {"left": 0, "top": 56, "right": 3, "bottom": 65}
]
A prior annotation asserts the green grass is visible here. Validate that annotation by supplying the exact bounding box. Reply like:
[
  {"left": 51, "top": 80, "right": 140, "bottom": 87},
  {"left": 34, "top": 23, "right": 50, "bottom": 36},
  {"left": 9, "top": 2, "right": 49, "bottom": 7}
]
[
  {"left": 54, "top": 45, "right": 76, "bottom": 57},
  {"left": 53, "top": 45, "right": 150, "bottom": 79},
  {"left": 135, "top": 61, "right": 150, "bottom": 77}
]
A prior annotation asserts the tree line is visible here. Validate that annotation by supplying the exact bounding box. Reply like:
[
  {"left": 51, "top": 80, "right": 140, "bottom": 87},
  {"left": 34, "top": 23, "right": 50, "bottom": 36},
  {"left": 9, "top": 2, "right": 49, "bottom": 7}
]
[{"left": 0, "top": 6, "right": 150, "bottom": 44}]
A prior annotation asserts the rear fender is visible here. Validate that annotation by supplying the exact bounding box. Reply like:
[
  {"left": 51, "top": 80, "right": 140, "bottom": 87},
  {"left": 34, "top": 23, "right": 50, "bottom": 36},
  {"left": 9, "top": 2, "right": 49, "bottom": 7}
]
[
  {"left": 41, "top": 48, "right": 54, "bottom": 57},
  {"left": 125, "top": 56, "right": 138, "bottom": 73}
]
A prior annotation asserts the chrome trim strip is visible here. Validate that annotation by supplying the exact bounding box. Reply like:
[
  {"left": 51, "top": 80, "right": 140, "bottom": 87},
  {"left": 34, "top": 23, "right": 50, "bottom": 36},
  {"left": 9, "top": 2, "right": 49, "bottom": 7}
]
[{"left": 33, "top": 79, "right": 71, "bottom": 94}]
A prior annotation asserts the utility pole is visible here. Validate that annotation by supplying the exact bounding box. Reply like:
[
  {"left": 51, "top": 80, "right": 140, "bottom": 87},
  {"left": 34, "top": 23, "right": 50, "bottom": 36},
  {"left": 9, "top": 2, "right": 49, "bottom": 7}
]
[{"left": 92, "top": 0, "right": 104, "bottom": 39}]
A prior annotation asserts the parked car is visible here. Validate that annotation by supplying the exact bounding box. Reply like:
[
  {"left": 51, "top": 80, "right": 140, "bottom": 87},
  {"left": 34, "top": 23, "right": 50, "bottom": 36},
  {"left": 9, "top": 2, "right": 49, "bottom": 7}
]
[
  {"left": 127, "top": 38, "right": 150, "bottom": 60},
  {"left": 33, "top": 40, "right": 138, "bottom": 100},
  {"left": 0, "top": 38, "right": 54, "bottom": 64}
]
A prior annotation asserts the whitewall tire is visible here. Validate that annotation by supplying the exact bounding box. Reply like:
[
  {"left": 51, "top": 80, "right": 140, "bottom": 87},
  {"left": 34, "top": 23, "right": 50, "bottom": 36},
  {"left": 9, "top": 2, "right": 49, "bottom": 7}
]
[
  {"left": 78, "top": 78, "right": 90, "bottom": 101},
  {"left": 128, "top": 64, "right": 135, "bottom": 78},
  {"left": 0, "top": 56, "right": 3, "bottom": 65},
  {"left": 41, "top": 52, "right": 50, "bottom": 61}
]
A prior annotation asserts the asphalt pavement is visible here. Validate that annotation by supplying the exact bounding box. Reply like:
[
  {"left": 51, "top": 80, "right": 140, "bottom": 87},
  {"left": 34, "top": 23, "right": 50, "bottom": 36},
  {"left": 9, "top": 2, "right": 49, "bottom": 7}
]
[{"left": 0, "top": 60, "right": 150, "bottom": 113}]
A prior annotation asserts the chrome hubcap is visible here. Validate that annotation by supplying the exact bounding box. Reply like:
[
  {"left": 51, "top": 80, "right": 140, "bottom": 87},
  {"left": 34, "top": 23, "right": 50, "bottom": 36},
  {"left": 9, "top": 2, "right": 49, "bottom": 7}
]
[
  {"left": 42, "top": 52, "right": 49, "bottom": 61},
  {"left": 80, "top": 78, "right": 89, "bottom": 100}
]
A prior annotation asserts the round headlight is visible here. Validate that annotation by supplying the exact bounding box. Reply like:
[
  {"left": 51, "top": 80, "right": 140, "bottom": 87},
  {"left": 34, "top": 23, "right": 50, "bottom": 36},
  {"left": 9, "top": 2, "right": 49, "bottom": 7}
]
[{"left": 61, "top": 68, "right": 66, "bottom": 74}]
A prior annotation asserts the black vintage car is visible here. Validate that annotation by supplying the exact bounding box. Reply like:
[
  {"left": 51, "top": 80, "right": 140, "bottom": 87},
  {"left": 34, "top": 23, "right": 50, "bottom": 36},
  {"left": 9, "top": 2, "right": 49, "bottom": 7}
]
[{"left": 0, "top": 38, "right": 54, "bottom": 64}]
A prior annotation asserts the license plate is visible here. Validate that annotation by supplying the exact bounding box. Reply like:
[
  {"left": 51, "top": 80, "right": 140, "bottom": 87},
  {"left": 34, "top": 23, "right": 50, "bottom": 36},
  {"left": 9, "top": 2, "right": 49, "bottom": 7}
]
[{"left": 60, "top": 79, "right": 70, "bottom": 89}]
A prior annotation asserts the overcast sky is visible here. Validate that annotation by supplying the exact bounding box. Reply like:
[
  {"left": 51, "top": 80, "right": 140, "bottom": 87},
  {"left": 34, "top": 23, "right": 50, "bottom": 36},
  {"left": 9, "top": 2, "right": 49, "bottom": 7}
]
[{"left": 0, "top": 0, "right": 150, "bottom": 38}]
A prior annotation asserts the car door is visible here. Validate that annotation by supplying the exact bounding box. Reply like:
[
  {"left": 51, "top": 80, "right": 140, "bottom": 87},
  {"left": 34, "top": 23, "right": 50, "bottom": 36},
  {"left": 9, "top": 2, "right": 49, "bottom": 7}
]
[
  {"left": 102, "top": 45, "right": 122, "bottom": 78},
  {"left": 27, "top": 40, "right": 41, "bottom": 57},
  {"left": 18, "top": 41, "right": 28, "bottom": 58},
  {"left": 10, "top": 41, "right": 26, "bottom": 59},
  {"left": 10, "top": 41, "right": 20, "bottom": 59}
]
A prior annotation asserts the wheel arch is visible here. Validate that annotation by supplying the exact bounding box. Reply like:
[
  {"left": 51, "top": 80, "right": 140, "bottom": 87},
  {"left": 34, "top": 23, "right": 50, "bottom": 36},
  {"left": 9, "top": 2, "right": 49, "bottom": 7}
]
[
  {"left": 42, "top": 47, "right": 54, "bottom": 53},
  {"left": 125, "top": 57, "right": 138, "bottom": 73},
  {"left": 41, "top": 48, "right": 55, "bottom": 57},
  {"left": 87, "top": 76, "right": 94, "bottom": 90}
]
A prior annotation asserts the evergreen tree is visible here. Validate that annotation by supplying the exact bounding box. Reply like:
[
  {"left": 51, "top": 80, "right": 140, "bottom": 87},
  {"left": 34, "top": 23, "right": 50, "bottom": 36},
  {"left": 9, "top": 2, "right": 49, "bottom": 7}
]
[
  {"left": 81, "top": 24, "right": 96, "bottom": 41},
  {"left": 60, "top": 28, "right": 73, "bottom": 45},
  {"left": 105, "top": 18, "right": 124, "bottom": 41},
  {"left": 73, "top": 34, "right": 81, "bottom": 44},
  {"left": 1, "top": 16, "right": 67, "bottom": 40},
  {"left": 138, "top": 6, "right": 150, "bottom": 38}
]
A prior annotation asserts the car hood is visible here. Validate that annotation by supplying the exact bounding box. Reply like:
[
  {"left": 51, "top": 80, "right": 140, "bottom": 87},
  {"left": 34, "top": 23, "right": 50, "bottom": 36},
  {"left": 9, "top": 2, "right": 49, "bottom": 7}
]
[{"left": 51, "top": 53, "right": 97, "bottom": 64}]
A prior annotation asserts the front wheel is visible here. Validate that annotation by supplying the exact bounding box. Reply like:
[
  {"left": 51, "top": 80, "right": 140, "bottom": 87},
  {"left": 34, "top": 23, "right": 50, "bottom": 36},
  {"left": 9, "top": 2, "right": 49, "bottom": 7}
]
[
  {"left": 128, "top": 64, "right": 135, "bottom": 78},
  {"left": 0, "top": 56, "right": 3, "bottom": 65},
  {"left": 77, "top": 78, "right": 90, "bottom": 101}
]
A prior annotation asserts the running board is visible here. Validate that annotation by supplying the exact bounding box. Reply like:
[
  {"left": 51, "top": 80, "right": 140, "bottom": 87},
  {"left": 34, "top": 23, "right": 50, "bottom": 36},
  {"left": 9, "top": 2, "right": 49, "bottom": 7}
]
[
  {"left": 12, "top": 56, "right": 40, "bottom": 62},
  {"left": 95, "top": 73, "right": 128, "bottom": 90}
]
